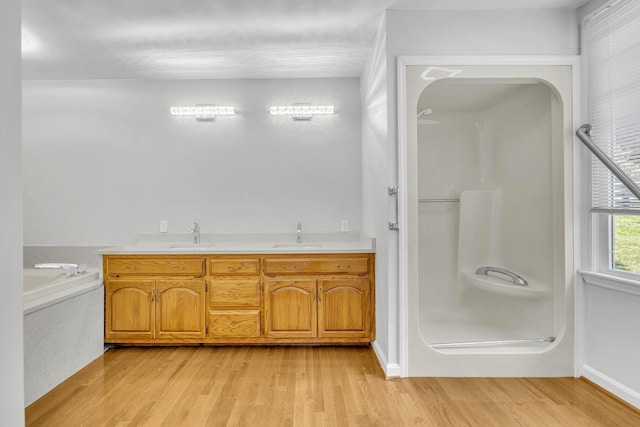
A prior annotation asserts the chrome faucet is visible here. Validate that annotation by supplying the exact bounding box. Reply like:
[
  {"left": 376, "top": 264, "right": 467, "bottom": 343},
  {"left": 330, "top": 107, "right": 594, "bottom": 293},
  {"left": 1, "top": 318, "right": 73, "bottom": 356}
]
[
  {"left": 33, "top": 262, "right": 86, "bottom": 277},
  {"left": 190, "top": 222, "right": 200, "bottom": 244},
  {"left": 297, "top": 222, "right": 302, "bottom": 244}
]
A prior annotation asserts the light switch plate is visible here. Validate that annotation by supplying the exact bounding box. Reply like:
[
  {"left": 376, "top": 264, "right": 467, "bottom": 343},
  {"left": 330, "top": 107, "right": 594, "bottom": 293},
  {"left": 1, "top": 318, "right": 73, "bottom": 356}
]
[
  {"left": 341, "top": 219, "right": 349, "bottom": 232},
  {"left": 160, "top": 220, "right": 168, "bottom": 233}
]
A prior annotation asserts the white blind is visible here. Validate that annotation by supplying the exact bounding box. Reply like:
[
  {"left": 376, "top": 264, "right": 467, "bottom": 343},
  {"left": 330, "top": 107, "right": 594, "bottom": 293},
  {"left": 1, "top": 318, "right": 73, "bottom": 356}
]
[{"left": 585, "top": 0, "right": 640, "bottom": 214}]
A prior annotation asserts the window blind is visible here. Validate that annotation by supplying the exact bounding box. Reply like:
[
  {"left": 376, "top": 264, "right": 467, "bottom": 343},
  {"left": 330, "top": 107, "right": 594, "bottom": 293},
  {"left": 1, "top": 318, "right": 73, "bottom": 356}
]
[{"left": 585, "top": 0, "right": 640, "bottom": 214}]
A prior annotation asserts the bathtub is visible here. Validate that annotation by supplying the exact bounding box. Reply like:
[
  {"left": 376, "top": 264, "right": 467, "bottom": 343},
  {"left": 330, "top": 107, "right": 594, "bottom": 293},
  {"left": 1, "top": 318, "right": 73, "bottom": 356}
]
[
  {"left": 24, "top": 268, "right": 102, "bottom": 314},
  {"left": 23, "top": 267, "right": 104, "bottom": 406}
]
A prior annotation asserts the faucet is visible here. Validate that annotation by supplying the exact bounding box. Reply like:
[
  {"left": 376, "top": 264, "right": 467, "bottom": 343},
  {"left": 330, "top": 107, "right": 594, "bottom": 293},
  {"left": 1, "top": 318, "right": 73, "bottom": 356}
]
[
  {"left": 297, "top": 222, "right": 302, "bottom": 244},
  {"left": 33, "top": 262, "right": 85, "bottom": 277},
  {"left": 190, "top": 222, "right": 200, "bottom": 244}
]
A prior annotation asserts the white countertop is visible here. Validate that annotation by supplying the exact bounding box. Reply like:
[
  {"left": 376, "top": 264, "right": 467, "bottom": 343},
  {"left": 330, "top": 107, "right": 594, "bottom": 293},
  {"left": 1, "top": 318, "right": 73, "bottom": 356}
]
[{"left": 97, "top": 232, "right": 375, "bottom": 255}]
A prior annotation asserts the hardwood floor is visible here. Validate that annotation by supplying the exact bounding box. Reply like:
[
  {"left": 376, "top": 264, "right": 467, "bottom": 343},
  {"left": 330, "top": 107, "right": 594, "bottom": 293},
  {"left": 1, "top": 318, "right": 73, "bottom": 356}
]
[{"left": 26, "top": 346, "right": 640, "bottom": 426}]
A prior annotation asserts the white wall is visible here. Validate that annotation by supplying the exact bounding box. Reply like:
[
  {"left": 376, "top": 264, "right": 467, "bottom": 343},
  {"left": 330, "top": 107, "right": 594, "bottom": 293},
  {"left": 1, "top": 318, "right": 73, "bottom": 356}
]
[
  {"left": 579, "top": 274, "right": 640, "bottom": 408},
  {"left": 361, "top": 17, "right": 399, "bottom": 376},
  {"left": 0, "top": 0, "right": 25, "bottom": 423},
  {"left": 23, "top": 78, "right": 362, "bottom": 245},
  {"left": 362, "top": 8, "right": 580, "bottom": 375}
]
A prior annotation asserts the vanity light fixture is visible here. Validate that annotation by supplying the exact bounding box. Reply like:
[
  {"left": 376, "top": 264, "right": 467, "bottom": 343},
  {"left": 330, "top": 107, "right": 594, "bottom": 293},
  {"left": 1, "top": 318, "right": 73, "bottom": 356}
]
[
  {"left": 170, "top": 105, "right": 236, "bottom": 121},
  {"left": 269, "top": 104, "right": 335, "bottom": 121}
]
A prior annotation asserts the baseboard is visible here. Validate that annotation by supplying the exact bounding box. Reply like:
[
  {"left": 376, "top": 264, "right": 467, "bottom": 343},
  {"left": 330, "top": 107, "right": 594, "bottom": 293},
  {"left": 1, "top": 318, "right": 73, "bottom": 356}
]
[
  {"left": 582, "top": 365, "right": 640, "bottom": 409},
  {"left": 371, "top": 341, "right": 402, "bottom": 379}
]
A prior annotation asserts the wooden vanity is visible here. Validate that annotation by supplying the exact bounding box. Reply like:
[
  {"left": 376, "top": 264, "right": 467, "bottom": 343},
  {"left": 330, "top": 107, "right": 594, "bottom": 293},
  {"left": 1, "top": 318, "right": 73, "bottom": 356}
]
[{"left": 103, "top": 253, "right": 375, "bottom": 345}]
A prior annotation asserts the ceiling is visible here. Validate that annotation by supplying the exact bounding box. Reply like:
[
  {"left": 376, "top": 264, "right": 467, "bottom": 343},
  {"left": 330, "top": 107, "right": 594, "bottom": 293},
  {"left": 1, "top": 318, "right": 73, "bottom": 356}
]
[{"left": 21, "top": 0, "right": 590, "bottom": 80}]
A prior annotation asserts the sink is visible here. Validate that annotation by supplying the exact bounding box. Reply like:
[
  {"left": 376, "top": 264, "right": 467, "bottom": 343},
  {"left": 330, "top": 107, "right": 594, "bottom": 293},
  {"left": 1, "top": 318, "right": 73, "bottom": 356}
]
[
  {"left": 272, "top": 243, "right": 324, "bottom": 249},
  {"left": 168, "top": 243, "right": 215, "bottom": 250}
]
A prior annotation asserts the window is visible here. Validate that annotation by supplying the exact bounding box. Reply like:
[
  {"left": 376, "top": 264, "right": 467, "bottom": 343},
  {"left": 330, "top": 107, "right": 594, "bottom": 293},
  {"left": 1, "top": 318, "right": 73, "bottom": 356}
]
[
  {"left": 584, "top": 0, "right": 640, "bottom": 275},
  {"left": 612, "top": 215, "right": 640, "bottom": 274}
]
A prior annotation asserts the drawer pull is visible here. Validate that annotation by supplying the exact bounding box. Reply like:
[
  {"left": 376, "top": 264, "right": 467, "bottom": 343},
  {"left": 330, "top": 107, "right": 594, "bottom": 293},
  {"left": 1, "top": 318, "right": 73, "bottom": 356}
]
[
  {"left": 226, "top": 291, "right": 242, "bottom": 297},
  {"left": 227, "top": 322, "right": 243, "bottom": 329},
  {"left": 282, "top": 265, "right": 297, "bottom": 271},
  {"left": 170, "top": 265, "right": 186, "bottom": 270},
  {"left": 337, "top": 264, "right": 352, "bottom": 269},
  {"left": 123, "top": 266, "right": 135, "bottom": 271},
  {"left": 227, "top": 266, "right": 242, "bottom": 271}
]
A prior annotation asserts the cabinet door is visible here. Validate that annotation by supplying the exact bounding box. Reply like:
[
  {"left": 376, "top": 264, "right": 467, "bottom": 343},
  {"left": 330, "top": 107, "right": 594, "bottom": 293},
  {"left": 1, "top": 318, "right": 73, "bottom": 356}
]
[
  {"left": 105, "top": 280, "right": 155, "bottom": 340},
  {"left": 265, "top": 279, "right": 317, "bottom": 338},
  {"left": 318, "top": 278, "right": 370, "bottom": 338},
  {"left": 155, "top": 280, "right": 206, "bottom": 339}
]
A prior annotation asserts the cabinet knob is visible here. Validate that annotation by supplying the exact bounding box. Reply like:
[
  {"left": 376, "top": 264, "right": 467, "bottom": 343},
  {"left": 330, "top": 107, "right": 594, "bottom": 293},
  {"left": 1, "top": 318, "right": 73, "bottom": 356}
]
[{"left": 227, "top": 322, "right": 242, "bottom": 329}]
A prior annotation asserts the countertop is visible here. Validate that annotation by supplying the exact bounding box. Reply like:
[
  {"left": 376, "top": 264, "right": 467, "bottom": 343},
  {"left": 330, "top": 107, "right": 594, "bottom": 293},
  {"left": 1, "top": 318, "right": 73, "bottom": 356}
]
[{"left": 97, "top": 232, "right": 375, "bottom": 255}]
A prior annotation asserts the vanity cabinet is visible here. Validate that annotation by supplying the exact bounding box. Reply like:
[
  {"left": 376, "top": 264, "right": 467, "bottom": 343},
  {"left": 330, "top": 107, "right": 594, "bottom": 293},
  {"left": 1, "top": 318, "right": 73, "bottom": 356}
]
[
  {"left": 264, "top": 255, "right": 374, "bottom": 342},
  {"left": 103, "top": 253, "right": 374, "bottom": 345},
  {"left": 104, "top": 256, "right": 207, "bottom": 343}
]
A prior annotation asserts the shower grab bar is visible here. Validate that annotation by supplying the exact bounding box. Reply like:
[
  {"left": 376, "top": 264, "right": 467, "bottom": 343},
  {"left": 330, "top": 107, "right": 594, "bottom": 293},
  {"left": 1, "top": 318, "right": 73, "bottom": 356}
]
[
  {"left": 430, "top": 337, "right": 555, "bottom": 349},
  {"left": 576, "top": 124, "right": 640, "bottom": 201},
  {"left": 419, "top": 198, "right": 460, "bottom": 203},
  {"left": 475, "top": 266, "right": 528, "bottom": 286},
  {"left": 388, "top": 186, "right": 400, "bottom": 231}
]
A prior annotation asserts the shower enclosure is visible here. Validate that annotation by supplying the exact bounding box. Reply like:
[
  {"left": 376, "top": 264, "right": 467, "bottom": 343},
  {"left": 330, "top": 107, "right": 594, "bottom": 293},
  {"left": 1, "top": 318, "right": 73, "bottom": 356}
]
[{"left": 399, "top": 61, "right": 576, "bottom": 376}]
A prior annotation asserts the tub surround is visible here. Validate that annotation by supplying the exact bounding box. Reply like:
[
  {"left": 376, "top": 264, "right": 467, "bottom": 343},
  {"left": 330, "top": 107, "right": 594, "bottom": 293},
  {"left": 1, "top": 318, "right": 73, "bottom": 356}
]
[
  {"left": 98, "top": 232, "right": 375, "bottom": 255},
  {"left": 102, "top": 233, "right": 375, "bottom": 346},
  {"left": 23, "top": 269, "right": 104, "bottom": 406},
  {"left": 24, "top": 245, "right": 104, "bottom": 270}
]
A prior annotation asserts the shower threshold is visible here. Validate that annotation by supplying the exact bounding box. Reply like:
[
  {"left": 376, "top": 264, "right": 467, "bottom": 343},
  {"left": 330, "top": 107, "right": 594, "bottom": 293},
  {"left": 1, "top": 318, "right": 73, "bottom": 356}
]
[{"left": 429, "top": 337, "right": 556, "bottom": 349}]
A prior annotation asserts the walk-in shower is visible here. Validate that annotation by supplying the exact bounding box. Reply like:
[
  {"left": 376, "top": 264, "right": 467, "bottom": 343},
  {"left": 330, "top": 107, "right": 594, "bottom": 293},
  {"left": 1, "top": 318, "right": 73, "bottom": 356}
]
[{"left": 400, "top": 62, "right": 576, "bottom": 376}]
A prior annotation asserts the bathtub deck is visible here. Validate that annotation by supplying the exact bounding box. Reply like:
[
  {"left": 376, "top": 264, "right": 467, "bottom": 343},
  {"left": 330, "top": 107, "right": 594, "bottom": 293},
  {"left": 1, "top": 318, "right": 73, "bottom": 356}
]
[{"left": 26, "top": 346, "right": 640, "bottom": 426}]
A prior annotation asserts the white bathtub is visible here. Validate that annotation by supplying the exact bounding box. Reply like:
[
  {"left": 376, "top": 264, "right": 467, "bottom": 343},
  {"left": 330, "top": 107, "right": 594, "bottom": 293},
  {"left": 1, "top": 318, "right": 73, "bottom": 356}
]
[
  {"left": 23, "top": 268, "right": 102, "bottom": 314},
  {"left": 23, "top": 267, "right": 104, "bottom": 406}
]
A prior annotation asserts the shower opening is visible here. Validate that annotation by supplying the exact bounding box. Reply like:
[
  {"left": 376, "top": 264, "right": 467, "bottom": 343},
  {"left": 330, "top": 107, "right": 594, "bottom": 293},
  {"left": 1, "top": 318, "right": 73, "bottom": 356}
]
[{"left": 416, "top": 78, "right": 564, "bottom": 352}]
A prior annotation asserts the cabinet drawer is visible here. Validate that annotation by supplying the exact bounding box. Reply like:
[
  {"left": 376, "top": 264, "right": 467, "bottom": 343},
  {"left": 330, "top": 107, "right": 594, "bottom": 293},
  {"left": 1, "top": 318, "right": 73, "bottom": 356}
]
[
  {"left": 107, "top": 258, "right": 205, "bottom": 276},
  {"left": 208, "top": 280, "right": 260, "bottom": 307},
  {"left": 208, "top": 258, "right": 260, "bottom": 275},
  {"left": 208, "top": 310, "right": 261, "bottom": 337},
  {"left": 264, "top": 257, "right": 369, "bottom": 275}
]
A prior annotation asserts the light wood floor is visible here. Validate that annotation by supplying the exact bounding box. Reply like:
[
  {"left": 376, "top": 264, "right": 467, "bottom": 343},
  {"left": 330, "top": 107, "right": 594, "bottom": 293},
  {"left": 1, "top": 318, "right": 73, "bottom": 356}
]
[{"left": 26, "top": 346, "right": 640, "bottom": 426}]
